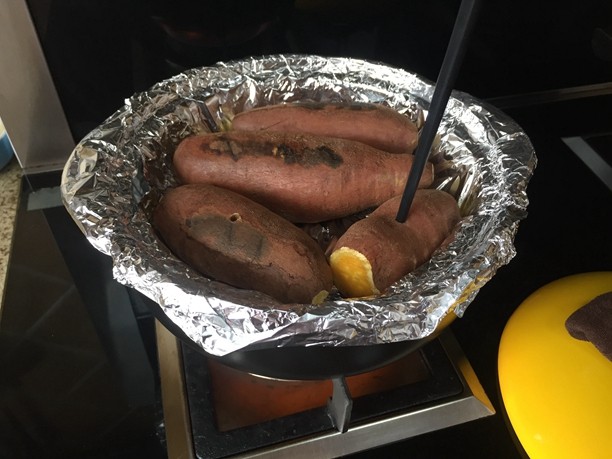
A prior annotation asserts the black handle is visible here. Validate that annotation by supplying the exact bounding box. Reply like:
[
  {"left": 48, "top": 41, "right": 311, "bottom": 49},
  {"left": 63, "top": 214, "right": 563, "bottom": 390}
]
[{"left": 396, "top": 0, "right": 482, "bottom": 222}]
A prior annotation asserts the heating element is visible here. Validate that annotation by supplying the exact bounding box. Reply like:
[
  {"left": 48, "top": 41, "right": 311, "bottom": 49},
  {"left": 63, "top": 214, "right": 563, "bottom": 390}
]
[{"left": 156, "top": 324, "right": 494, "bottom": 459}]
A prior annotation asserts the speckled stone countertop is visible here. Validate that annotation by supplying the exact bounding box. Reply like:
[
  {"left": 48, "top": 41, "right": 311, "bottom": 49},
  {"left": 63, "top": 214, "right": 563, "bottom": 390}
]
[{"left": 0, "top": 158, "right": 22, "bottom": 312}]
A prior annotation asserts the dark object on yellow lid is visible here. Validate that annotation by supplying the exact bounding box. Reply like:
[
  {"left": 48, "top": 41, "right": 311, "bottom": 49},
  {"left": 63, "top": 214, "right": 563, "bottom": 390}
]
[{"left": 565, "top": 291, "right": 612, "bottom": 361}]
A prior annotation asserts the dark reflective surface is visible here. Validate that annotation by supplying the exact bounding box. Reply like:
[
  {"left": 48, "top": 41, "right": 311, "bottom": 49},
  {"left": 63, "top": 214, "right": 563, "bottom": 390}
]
[
  {"left": 0, "top": 177, "right": 166, "bottom": 459},
  {"left": 25, "top": 0, "right": 612, "bottom": 141}
]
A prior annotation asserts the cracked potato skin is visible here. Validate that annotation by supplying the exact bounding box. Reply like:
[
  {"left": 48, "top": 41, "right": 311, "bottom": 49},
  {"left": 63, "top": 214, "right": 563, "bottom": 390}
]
[
  {"left": 172, "top": 130, "right": 433, "bottom": 223},
  {"left": 153, "top": 183, "right": 333, "bottom": 304}
]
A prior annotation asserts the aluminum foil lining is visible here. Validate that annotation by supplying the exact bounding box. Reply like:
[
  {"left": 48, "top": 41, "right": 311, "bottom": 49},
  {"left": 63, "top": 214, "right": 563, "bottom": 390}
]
[{"left": 61, "top": 54, "right": 536, "bottom": 356}]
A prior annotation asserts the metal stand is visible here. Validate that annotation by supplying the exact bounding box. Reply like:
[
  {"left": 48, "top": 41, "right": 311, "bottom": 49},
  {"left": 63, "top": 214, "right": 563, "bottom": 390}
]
[{"left": 327, "top": 377, "right": 353, "bottom": 433}]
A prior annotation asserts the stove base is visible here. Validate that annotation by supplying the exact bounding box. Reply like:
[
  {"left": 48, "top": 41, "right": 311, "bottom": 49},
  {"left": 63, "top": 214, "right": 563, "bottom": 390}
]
[{"left": 157, "top": 324, "right": 494, "bottom": 459}]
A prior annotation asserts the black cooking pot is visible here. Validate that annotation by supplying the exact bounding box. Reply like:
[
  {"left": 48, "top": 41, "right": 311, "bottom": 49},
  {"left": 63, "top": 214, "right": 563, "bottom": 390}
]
[
  {"left": 129, "top": 289, "right": 449, "bottom": 380},
  {"left": 208, "top": 337, "right": 438, "bottom": 380}
]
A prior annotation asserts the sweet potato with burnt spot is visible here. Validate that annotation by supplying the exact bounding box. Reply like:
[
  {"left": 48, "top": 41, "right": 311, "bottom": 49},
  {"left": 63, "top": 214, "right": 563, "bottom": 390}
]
[
  {"left": 153, "top": 183, "right": 333, "bottom": 304},
  {"left": 231, "top": 102, "right": 419, "bottom": 154},
  {"left": 173, "top": 130, "right": 433, "bottom": 223},
  {"left": 329, "top": 189, "right": 460, "bottom": 298}
]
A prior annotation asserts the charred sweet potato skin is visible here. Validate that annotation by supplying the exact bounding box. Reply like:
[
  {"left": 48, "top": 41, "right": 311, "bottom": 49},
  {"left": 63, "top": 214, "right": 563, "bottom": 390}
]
[
  {"left": 153, "top": 184, "right": 333, "bottom": 304},
  {"left": 231, "top": 102, "right": 419, "bottom": 154},
  {"left": 330, "top": 189, "right": 460, "bottom": 297},
  {"left": 172, "top": 130, "right": 433, "bottom": 223}
]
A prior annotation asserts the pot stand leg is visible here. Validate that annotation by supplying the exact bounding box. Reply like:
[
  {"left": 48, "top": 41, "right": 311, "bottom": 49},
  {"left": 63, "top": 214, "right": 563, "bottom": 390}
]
[{"left": 327, "top": 376, "right": 353, "bottom": 433}]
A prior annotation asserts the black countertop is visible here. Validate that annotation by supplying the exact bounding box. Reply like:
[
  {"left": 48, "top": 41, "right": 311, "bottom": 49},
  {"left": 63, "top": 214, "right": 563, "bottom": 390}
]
[{"left": 1, "top": 94, "right": 611, "bottom": 458}]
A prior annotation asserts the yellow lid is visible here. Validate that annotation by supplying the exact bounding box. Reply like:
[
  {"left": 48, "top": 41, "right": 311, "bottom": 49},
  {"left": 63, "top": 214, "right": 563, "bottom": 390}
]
[{"left": 498, "top": 272, "right": 612, "bottom": 459}]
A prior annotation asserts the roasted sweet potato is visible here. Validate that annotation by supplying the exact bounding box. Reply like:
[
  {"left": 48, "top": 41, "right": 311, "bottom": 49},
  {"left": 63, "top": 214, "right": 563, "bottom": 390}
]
[
  {"left": 329, "top": 189, "right": 460, "bottom": 298},
  {"left": 231, "top": 102, "right": 419, "bottom": 154},
  {"left": 173, "top": 130, "right": 434, "bottom": 223},
  {"left": 153, "top": 183, "right": 333, "bottom": 304}
]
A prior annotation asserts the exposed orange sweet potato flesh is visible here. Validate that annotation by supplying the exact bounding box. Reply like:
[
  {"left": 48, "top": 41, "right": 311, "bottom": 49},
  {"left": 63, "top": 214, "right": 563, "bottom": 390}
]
[{"left": 329, "top": 247, "right": 380, "bottom": 298}]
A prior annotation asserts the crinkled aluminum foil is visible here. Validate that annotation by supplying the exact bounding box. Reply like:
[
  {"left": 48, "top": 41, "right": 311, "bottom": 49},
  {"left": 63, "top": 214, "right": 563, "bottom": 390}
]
[{"left": 61, "top": 54, "right": 536, "bottom": 356}]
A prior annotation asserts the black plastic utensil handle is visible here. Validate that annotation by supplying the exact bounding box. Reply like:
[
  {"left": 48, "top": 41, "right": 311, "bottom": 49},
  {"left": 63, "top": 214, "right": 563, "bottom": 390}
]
[{"left": 396, "top": 0, "right": 482, "bottom": 223}]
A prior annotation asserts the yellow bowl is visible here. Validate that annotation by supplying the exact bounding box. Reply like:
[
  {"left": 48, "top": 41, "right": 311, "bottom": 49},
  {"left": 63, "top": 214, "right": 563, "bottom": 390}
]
[{"left": 498, "top": 272, "right": 612, "bottom": 459}]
